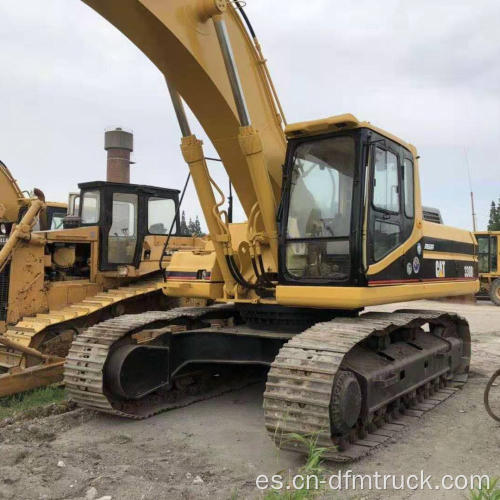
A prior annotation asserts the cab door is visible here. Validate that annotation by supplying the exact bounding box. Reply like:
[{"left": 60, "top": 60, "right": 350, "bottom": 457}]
[
  {"left": 368, "top": 143, "right": 404, "bottom": 271},
  {"left": 106, "top": 192, "right": 139, "bottom": 267}
]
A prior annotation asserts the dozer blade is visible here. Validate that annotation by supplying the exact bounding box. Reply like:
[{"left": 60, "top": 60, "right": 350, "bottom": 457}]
[{"left": 0, "top": 360, "right": 65, "bottom": 398}]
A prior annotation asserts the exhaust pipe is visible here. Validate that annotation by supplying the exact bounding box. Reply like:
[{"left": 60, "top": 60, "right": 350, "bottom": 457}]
[{"left": 104, "top": 128, "right": 134, "bottom": 183}]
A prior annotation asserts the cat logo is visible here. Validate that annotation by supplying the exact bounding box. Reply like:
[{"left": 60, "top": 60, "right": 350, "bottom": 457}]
[{"left": 435, "top": 260, "right": 446, "bottom": 278}]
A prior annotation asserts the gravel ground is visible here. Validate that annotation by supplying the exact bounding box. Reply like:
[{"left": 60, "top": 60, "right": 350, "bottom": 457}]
[{"left": 0, "top": 300, "right": 498, "bottom": 500}]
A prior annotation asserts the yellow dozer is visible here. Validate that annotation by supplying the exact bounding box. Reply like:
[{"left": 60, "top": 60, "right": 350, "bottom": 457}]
[{"left": 0, "top": 133, "right": 206, "bottom": 397}]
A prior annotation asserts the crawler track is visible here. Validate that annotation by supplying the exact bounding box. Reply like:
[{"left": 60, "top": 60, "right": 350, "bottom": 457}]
[
  {"left": 64, "top": 305, "right": 257, "bottom": 419},
  {"left": 66, "top": 307, "right": 471, "bottom": 462},
  {"left": 0, "top": 277, "right": 166, "bottom": 371},
  {"left": 263, "top": 310, "right": 470, "bottom": 461}
]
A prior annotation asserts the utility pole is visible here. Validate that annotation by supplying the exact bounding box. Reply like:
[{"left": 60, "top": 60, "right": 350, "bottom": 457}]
[{"left": 464, "top": 148, "right": 477, "bottom": 232}]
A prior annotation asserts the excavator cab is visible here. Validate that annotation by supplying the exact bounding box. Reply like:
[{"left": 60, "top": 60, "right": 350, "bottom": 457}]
[
  {"left": 78, "top": 181, "right": 179, "bottom": 271},
  {"left": 280, "top": 126, "right": 415, "bottom": 286}
]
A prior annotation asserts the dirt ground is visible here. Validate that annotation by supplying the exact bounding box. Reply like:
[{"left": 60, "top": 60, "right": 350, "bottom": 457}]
[{"left": 0, "top": 300, "right": 499, "bottom": 500}]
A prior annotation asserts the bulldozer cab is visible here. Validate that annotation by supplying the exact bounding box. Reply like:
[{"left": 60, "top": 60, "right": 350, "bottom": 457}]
[{"left": 78, "top": 181, "right": 180, "bottom": 271}]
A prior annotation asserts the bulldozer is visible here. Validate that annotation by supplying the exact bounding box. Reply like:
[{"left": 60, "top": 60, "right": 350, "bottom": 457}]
[
  {"left": 61, "top": 0, "right": 479, "bottom": 461},
  {"left": 475, "top": 231, "right": 500, "bottom": 305},
  {"left": 0, "top": 128, "right": 206, "bottom": 397}
]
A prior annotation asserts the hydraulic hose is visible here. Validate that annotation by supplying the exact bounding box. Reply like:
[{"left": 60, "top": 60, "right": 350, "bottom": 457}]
[
  {"left": 233, "top": 1, "right": 256, "bottom": 38},
  {"left": 160, "top": 172, "right": 191, "bottom": 279},
  {"left": 258, "top": 253, "right": 275, "bottom": 287}
]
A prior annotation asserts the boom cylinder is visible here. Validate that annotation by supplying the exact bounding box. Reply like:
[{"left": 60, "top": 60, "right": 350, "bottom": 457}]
[{"left": 166, "top": 81, "right": 236, "bottom": 295}]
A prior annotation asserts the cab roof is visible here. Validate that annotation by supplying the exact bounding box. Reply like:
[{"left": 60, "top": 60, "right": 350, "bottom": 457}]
[
  {"left": 285, "top": 113, "right": 417, "bottom": 156},
  {"left": 46, "top": 202, "right": 67, "bottom": 209},
  {"left": 78, "top": 180, "right": 180, "bottom": 195}
]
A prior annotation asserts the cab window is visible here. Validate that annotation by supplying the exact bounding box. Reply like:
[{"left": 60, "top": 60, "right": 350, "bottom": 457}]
[
  {"left": 51, "top": 213, "right": 65, "bottom": 230},
  {"left": 81, "top": 191, "right": 100, "bottom": 224},
  {"left": 148, "top": 197, "right": 176, "bottom": 235},
  {"left": 374, "top": 220, "right": 401, "bottom": 261},
  {"left": 403, "top": 159, "right": 414, "bottom": 218},
  {"left": 108, "top": 193, "right": 138, "bottom": 264},
  {"left": 477, "top": 236, "right": 492, "bottom": 273},
  {"left": 371, "top": 148, "right": 402, "bottom": 261},
  {"left": 285, "top": 135, "right": 355, "bottom": 281},
  {"left": 491, "top": 236, "right": 498, "bottom": 272},
  {"left": 373, "top": 149, "right": 399, "bottom": 213}
]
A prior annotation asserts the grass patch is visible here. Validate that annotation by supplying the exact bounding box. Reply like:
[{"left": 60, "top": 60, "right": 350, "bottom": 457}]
[
  {"left": 264, "top": 432, "right": 332, "bottom": 499},
  {"left": 0, "top": 386, "right": 66, "bottom": 420},
  {"left": 470, "top": 478, "right": 500, "bottom": 500}
]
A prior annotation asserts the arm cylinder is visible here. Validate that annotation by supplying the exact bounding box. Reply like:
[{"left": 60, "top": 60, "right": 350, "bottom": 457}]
[
  {"left": 213, "top": 16, "right": 251, "bottom": 127},
  {"left": 166, "top": 80, "right": 236, "bottom": 294}
]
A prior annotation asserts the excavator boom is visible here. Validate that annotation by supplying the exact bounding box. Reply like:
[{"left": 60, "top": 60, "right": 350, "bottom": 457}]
[{"left": 83, "top": 0, "right": 286, "bottom": 216}]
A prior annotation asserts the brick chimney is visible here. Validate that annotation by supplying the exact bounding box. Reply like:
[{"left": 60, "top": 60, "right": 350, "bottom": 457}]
[{"left": 104, "top": 128, "right": 134, "bottom": 183}]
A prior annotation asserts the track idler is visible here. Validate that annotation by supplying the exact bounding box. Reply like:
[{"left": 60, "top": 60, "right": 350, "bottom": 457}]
[
  {"left": 330, "top": 371, "right": 362, "bottom": 436},
  {"left": 104, "top": 344, "right": 170, "bottom": 400}
]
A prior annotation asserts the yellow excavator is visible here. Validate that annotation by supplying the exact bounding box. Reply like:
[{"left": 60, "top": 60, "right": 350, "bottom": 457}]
[
  {"left": 0, "top": 159, "right": 67, "bottom": 235},
  {"left": 64, "top": 0, "right": 478, "bottom": 461},
  {"left": 0, "top": 131, "right": 205, "bottom": 398}
]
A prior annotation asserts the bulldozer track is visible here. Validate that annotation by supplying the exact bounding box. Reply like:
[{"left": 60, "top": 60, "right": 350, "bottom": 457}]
[
  {"left": 64, "top": 305, "right": 255, "bottom": 419},
  {"left": 263, "top": 310, "right": 470, "bottom": 462},
  {"left": 0, "top": 277, "right": 166, "bottom": 371}
]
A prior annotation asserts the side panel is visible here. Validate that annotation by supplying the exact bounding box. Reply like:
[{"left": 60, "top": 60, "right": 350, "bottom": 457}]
[
  {"left": 367, "top": 236, "right": 477, "bottom": 286},
  {"left": 7, "top": 243, "right": 47, "bottom": 324},
  {"left": 276, "top": 280, "right": 479, "bottom": 310}
]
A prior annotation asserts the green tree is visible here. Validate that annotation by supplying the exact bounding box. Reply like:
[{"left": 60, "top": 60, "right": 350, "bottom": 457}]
[
  {"left": 185, "top": 215, "right": 205, "bottom": 237},
  {"left": 193, "top": 216, "right": 204, "bottom": 236},
  {"left": 488, "top": 201, "right": 500, "bottom": 231},
  {"left": 180, "top": 210, "right": 189, "bottom": 236}
]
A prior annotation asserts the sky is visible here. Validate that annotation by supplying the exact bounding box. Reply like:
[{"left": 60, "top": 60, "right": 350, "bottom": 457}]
[{"left": 1, "top": 0, "right": 499, "bottom": 231}]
